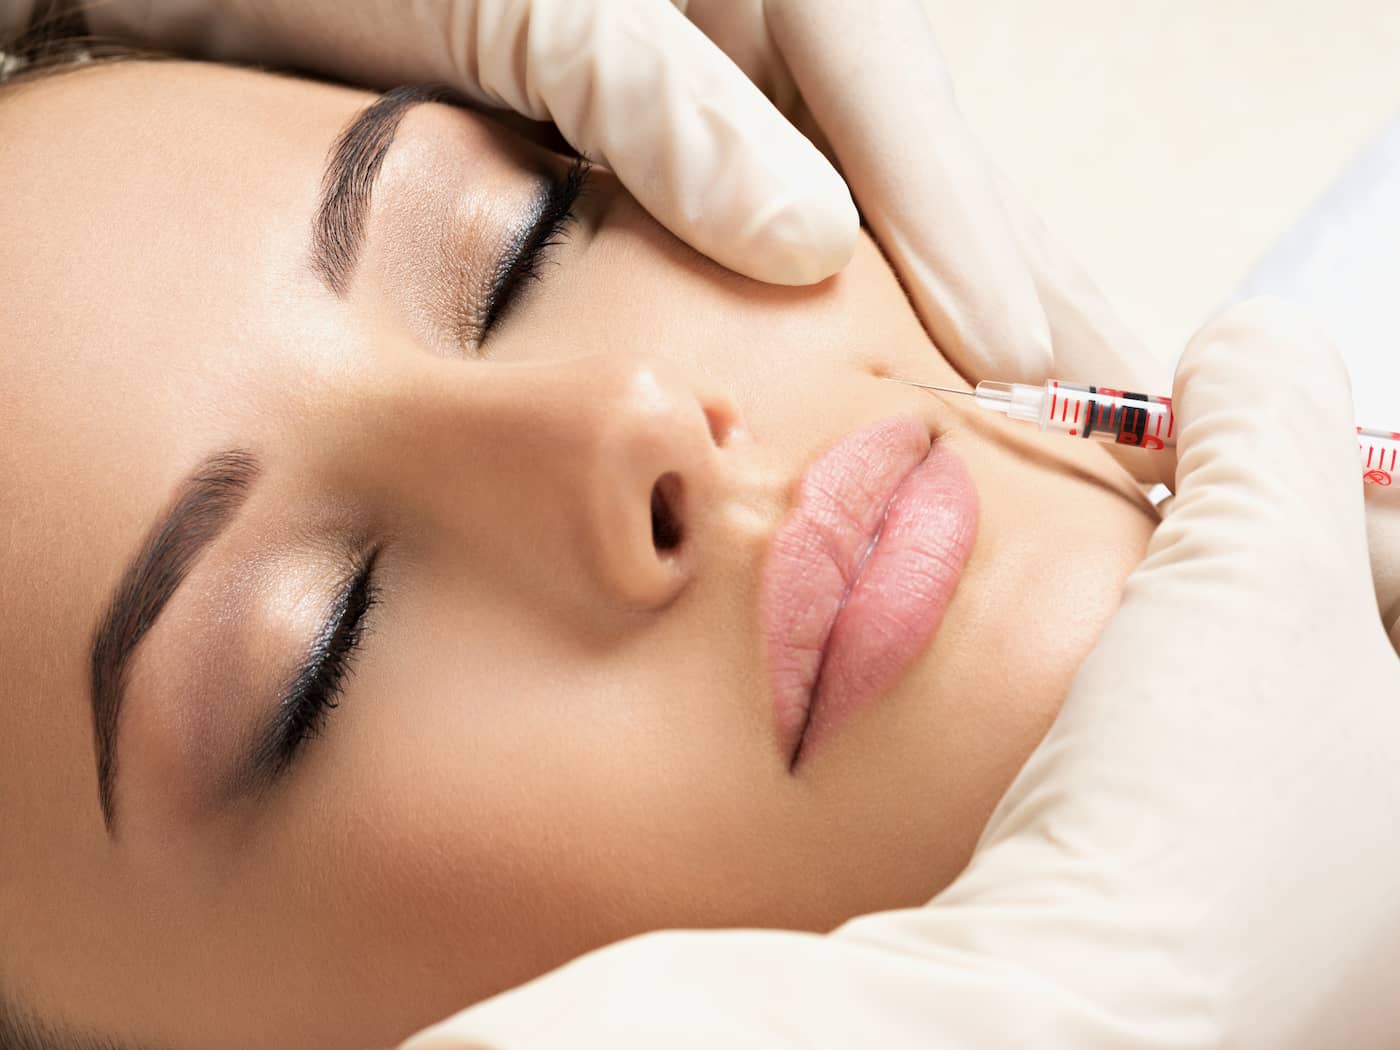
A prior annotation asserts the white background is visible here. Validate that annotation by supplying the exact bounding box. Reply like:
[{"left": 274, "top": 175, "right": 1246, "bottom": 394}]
[{"left": 923, "top": 0, "right": 1400, "bottom": 421}]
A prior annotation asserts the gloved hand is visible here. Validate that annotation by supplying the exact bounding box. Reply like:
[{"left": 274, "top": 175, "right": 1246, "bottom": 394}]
[
  {"left": 1371, "top": 490, "right": 1400, "bottom": 652},
  {"left": 65, "top": 0, "right": 1051, "bottom": 379},
  {"left": 990, "top": 177, "right": 1400, "bottom": 650},
  {"left": 398, "top": 299, "right": 1400, "bottom": 1049}
]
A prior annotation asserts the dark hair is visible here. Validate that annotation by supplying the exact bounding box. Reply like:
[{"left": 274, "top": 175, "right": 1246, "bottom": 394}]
[
  {"left": 2, "top": 5, "right": 153, "bottom": 1048},
  {"left": 0, "top": 989, "right": 136, "bottom": 1050},
  {"left": 0, "top": 0, "right": 153, "bottom": 87}
]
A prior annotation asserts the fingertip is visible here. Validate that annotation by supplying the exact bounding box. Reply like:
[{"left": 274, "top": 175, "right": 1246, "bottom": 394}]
[
  {"left": 738, "top": 166, "right": 860, "bottom": 285},
  {"left": 1184, "top": 297, "right": 1344, "bottom": 374},
  {"left": 1176, "top": 296, "right": 1353, "bottom": 418},
  {"left": 1162, "top": 295, "right": 1367, "bottom": 575}
]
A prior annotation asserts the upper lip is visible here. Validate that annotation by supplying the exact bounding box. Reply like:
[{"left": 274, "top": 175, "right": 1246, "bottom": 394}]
[{"left": 759, "top": 417, "right": 934, "bottom": 766}]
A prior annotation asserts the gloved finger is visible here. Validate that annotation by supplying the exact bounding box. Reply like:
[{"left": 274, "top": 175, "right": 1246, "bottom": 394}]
[
  {"left": 1365, "top": 485, "right": 1400, "bottom": 653},
  {"left": 1143, "top": 296, "right": 1371, "bottom": 607},
  {"left": 673, "top": 2, "right": 843, "bottom": 181},
  {"left": 990, "top": 166, "right": 1177, "bottom": 489},
  {"left": 454, "top": 0, "right": 858, "bottom": 285},
  {"left": 762, "top": 0, "right": 1053, "bottom": 382},
  {"left": 1054, "top": 297, "right": 1378, "bottom": 743}
]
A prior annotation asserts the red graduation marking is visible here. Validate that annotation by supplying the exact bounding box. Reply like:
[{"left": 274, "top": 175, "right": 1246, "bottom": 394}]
[
  {"left": 1061, "top": 398, "right": 1070, "bottom": 422},
  {"left": 1073, "top": 402, "right": 1080, "bottom": 423},
  {"left": 1167, "top": 413, "right": 1175, "bottom": 438},
  {"left": 1154, "top": 414, "right": 1162, "bottom": 437},
  {"left": 1391, "top": 448, "right": 1397, "bottom": 471},
  {"left": 1368, "top": 447, "right": 1375, "bottom": 468}
]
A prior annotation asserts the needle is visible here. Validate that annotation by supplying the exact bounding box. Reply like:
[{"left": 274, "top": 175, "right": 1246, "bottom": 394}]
[{"left": 882, "top": 377, "right": 975, "bottom": 397}]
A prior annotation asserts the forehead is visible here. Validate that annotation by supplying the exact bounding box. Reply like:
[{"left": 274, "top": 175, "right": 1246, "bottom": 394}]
[
  {"left": 0, "top": 60, "right": 368, "bottom": 392},
  {"left": 0, "top": 62, "right": 370, "bottom": 837},
  {"left": 0, "top": 60, "right": 371, "bottom": 426}
]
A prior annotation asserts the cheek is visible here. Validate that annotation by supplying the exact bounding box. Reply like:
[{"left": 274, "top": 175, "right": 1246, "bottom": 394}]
[
  {"left": 310, "top": 598, "right": 607, "bottom": 966},
  {"left": 267, "top": 578, "right": 773, "bottom": 1022},
  {"left": 219, "top": 607, "right": 602, "bottom": 1040}
]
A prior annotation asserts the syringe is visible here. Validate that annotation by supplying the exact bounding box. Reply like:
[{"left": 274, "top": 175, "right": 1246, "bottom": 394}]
[{"left": 889, "top": 377, "right": 1400, "bottom": 488}]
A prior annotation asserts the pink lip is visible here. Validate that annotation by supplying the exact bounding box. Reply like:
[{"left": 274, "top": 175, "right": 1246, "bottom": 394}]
[{"left": 761, "top": 416, "right": 979, "bottom": 767}]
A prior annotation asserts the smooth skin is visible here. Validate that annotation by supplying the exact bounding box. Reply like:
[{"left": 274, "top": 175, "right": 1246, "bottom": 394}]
[{"left": 0, "top": 62, "right": 1155, "bottom": 1049}]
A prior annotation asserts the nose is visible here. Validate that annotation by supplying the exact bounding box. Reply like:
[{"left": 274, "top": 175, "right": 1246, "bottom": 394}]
[
  {"left": 368, "top": 353, "right": 742, "bottom": 616},
  {"left": 529, "top": 353, "right": 742, "bottom": 609},
  {"left": 589, "top": 356, "right": 745, "bottom": 605}
]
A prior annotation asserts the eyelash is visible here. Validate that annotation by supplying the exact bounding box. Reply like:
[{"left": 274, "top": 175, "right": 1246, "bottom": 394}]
[
  {"left": 478, "top": 158, "right": 590, "bottom": 341},
  {"left": 263, "top": 549, "right": 381, "bottom": 779}
]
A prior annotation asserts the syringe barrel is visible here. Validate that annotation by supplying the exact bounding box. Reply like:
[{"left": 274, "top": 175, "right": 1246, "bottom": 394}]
[
  {"left": 1039, "top": 381, "right": 1176, "bottom": 449},
  {"left": 972, "top": 379, "right": 1400, "bottom": 487}
]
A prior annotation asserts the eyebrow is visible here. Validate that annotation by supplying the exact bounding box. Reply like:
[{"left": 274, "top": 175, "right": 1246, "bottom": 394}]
[
  {"left": 311, "top": 83, "right": 454, "bottom": 296},
  {"left": 90, "top": 450, "right": 260, "bottom": 834}
]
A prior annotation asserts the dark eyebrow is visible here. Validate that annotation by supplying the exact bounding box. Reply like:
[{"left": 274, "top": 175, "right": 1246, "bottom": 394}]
[
  {"left": 90, "top": 450, "right": 260, "bottom": 835},
  {"left": 311, "top": 83, "right": 455, "bottom": 296}
]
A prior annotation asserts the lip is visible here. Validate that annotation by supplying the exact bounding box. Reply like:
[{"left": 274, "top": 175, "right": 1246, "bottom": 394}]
[{"left": 761, "top": 416, "right": 979, "bottom": 767}]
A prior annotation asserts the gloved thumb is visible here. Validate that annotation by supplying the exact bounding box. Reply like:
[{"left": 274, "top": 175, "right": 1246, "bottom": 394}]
[
  {"left": 1114, "top": 295, "right": 1375, "bottom": 654},
  {"left": 1040, "top": 297, "right": 1382, "bottom": 777}
]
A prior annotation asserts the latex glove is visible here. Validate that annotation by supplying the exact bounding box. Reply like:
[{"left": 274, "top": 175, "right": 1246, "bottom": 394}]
[
  {"left": 401, "top": 299, "right": 1400, "bottom": 1049},
  {"left": 1373, "top": 490, "right": 1400, "bottom": 651},
  {"left": 70, "top": 0, "right": 1051, "bottom": 378},
  {"left": 989, "top": 177, "right": 1400, "bottom": 651}
]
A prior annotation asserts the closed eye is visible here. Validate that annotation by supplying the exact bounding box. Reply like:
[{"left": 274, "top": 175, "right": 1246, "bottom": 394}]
[
  {"left": 246, "top": 547, "right": 381, "bottom": 790},
  {"left": 474, "top": 158, "right": 589, "bottom": 346}
]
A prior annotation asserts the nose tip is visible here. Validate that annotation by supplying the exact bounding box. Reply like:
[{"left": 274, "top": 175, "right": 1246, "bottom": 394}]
[{"left": 585, "top": 355, "right": 739, "bottom": 610}]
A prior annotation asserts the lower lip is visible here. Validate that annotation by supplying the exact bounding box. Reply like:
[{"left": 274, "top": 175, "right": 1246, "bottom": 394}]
[{"left": 763, "top": 417, "right": 979, "bottom": 766}]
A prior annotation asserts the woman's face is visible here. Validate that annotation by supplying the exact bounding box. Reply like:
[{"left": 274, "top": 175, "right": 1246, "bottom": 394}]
[{"left": 0, "top": 62, "right": 1155, "bottom": 1048}]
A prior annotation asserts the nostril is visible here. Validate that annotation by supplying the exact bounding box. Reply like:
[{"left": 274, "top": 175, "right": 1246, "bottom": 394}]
[{"left": 650, "top": 472, "right": 684, "bottom": 552}]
